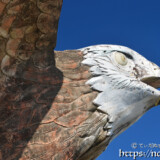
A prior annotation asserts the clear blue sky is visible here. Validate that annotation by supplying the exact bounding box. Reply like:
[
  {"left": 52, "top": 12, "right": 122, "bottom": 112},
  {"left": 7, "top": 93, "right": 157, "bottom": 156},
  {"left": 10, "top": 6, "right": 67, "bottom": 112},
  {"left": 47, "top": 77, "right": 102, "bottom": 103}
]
[{"left": 56, "top": 1, "right": 160, "bottom": 160}]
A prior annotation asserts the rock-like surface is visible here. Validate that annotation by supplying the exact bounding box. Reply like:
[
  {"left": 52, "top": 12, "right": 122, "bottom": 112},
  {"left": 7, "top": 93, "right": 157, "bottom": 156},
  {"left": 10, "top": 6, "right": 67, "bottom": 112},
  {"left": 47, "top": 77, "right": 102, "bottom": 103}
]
[
  {"left": 0, "top": 1, "right": 110, "bottom": 159},
  {"left": 0, "top": 49, "right": 110, "bottom": 159}
]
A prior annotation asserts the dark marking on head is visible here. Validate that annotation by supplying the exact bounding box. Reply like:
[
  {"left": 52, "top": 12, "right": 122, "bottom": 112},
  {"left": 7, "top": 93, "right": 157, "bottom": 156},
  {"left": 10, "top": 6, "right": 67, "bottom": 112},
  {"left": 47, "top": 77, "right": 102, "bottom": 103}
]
[
  {"left": 133, "top": 67, "right": 139, "bottom": 78},
  {"left": 122, "top": 52, "right": 133, "bottom": 60}
]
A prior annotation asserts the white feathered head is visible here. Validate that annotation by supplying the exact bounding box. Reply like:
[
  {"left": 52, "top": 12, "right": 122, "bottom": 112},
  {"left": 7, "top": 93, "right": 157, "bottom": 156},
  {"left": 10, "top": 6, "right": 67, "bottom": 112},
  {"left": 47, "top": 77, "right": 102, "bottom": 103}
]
[{"left": 81, "top": 45, "right": 160, "bottom": 138}]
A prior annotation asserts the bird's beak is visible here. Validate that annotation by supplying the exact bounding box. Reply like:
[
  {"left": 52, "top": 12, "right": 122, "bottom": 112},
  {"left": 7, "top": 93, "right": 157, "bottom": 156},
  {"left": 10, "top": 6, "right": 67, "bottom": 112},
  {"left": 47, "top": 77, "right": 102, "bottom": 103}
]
[
  {"left": 140, "top": 62, "right": 160, "bottom": 89},
  {"left": 141, "top": 76, "right": 160, "bottom": 89},
  {"left": 140, "top": 63, "right": 160, "bottom": 106}
]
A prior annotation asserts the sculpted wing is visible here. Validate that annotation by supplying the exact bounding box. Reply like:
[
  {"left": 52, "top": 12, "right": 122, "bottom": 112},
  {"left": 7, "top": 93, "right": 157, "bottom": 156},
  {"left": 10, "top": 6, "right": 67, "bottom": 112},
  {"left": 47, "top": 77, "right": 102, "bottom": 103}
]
[
  {"left": 0, "top": 1, "right": 110, "bottom": 160},
  {"left": 0, "top": 49, "right": 109, "bottom": 159}
]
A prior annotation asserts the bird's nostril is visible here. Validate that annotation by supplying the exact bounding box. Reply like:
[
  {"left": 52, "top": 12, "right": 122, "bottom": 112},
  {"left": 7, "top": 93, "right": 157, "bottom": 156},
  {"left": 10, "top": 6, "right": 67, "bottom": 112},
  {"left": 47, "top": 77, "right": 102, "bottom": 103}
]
[{"left": 133, "top": 67, "right": 139, "bottom": 78}]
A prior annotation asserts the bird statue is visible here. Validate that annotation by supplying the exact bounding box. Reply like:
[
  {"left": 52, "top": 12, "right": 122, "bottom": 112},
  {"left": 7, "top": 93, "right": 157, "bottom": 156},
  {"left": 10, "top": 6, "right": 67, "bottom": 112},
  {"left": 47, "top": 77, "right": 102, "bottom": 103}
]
[{"left": 0, "top": 0, "right": 160, "bottom": 160}]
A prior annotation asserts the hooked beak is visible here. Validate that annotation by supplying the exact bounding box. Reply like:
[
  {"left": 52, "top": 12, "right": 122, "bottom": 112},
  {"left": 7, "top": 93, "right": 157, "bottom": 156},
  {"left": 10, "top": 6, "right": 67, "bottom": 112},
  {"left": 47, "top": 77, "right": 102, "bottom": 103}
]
[
  {"left": 139, "top": 61, "right": 160, "bottom": 89},
  {"left": 139, "top": 62, "right": 160, "bottom": 107},
  {"left": 141, "top": 73, "right": 160, "bottom": 106}
]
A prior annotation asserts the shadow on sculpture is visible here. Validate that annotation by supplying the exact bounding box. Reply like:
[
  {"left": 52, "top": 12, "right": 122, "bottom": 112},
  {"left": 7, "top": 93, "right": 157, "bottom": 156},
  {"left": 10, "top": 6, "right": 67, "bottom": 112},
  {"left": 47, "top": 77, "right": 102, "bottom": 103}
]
[{"left": 0, "top": 51, "right": 63, "bottom": 159}]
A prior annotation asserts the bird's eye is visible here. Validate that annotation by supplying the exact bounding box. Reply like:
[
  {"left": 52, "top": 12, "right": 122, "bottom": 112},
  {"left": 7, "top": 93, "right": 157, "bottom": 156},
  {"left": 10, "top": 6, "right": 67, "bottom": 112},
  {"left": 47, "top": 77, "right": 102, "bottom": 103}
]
[{"left": 114, "top": 52, "right": 128, "bottom": 66}]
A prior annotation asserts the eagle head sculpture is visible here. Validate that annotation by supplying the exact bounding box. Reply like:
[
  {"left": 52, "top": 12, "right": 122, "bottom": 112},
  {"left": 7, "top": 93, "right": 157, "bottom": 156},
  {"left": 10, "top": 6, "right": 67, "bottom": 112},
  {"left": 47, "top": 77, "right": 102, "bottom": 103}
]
[{"left": 81, "top": 45, "right": 160, "bottom": 140}]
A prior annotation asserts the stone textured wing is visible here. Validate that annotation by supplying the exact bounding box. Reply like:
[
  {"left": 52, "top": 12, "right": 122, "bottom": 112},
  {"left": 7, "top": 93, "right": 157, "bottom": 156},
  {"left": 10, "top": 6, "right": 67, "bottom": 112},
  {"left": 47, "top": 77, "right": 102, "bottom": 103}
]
[
  {"left": 0, "top": 49, "right": 109, "bottom": 160},
  {"left": 0, "top": 1, "right": 109, "bottom": 160}
]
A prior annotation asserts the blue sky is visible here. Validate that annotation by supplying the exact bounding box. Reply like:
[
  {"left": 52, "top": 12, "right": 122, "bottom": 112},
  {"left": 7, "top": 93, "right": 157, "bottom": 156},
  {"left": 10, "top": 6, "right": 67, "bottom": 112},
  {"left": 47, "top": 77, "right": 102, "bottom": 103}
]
[{"left": 56, "top": 0, "right": 160, "bottom": 159}]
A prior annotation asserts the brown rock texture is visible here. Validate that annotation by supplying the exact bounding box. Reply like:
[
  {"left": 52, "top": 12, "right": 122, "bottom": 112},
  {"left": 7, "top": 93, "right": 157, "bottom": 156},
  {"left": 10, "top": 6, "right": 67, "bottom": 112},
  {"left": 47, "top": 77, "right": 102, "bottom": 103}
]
[
  {"left": 0, "top": 0, "right": 110, "bottom": 160},
  {"left": 0, "top": 0, "right": 62, "bottom": 63},
  {"left": 0, "top": 49, "right": 110, "bottom": 159}
]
